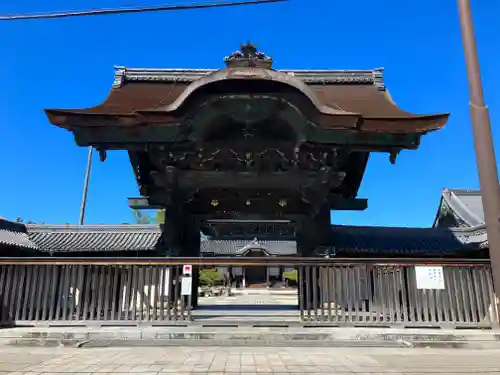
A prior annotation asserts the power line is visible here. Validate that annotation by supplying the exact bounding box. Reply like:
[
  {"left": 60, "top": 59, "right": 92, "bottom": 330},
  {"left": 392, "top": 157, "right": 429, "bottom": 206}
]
[{"left": 0, "top": 0, "right": 286, "bottom": 21}]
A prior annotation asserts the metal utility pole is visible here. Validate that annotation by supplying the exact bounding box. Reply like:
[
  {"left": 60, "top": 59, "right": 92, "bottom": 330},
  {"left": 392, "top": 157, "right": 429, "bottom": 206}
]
[
  {"left": 78, "top": 147, "right": 93, "bottom": 225},
  {"left": 458, "top": 0, "right": 500, "bottom": 315}
]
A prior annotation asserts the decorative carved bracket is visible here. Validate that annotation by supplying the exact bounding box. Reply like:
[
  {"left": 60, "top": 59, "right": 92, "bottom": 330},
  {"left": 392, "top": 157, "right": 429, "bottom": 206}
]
[
  {"left": 389, "top": 149, "right": 401, "bottom": 164},
  {"left": 98, "top": 149, "right": 107, "bottom": 162}
]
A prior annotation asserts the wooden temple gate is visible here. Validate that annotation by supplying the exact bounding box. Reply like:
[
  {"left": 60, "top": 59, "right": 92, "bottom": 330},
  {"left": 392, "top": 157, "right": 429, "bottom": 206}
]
[{"left": 0, "top": 258, "right": 497, "bottom": 328}]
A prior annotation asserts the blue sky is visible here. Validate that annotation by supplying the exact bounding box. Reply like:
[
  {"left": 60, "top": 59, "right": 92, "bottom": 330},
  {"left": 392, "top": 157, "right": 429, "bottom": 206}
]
[{"left": 0, "top": 0, "right": 499, "bottom": 227}]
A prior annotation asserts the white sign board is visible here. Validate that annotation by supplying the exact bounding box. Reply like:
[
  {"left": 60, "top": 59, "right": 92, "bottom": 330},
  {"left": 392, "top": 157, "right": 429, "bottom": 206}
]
[
  {"left": 415, "top": 266, "right": 445, "bottom": 290},
  {"left": 181, "top": 276, "right": 192, "bottom": 296},
  {"left": 182, "top": 264, "right": 192, "bottom": 276}
]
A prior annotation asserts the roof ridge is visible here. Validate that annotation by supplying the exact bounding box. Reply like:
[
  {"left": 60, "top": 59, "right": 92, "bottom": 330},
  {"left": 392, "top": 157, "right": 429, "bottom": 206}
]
[
  {"left": 27, "top": 223, "right": 161, "bottom": 232},
  {"left": 331, "top": 223, "right": 487, "bottom": 236},
  {"left": 112, "top": 66, "right": 385, "bottom": 89},
  {"left": 114, "top": 66, "right": 385, "bottom": 73},
  {"left": 446, "top": 188, "right": 481, "bottom": 195}
]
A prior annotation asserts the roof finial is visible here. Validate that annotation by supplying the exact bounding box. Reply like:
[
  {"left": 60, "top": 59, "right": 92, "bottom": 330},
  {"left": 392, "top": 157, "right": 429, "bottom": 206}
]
[{"left": 224, "top": 41, "right": 273, "bottom": 69}]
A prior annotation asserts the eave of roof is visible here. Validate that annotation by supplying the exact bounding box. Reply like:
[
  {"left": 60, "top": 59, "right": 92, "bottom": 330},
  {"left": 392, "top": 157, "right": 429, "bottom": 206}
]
[
  {"left": 7, "top": 212, "right": 473, "bottom": 256},
  {"left": 6, "top": 222, "right": 486, "bottom": 256}
]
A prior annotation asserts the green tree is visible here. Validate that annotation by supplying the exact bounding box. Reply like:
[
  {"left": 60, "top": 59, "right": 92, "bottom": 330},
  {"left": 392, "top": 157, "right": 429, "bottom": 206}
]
[
  {"left": 132, "top": 210, "right": 152, "bottom": 224},
  {"left": 155, "top": 209, "right": 165, "bottom": 224},
  {"left": 199, "top": 268, "right": 221, "bottom": 287},
  {"left": 283, "top": 269, "right": 298, "bottom": 283},
  {"left": 130, "top": 209, "right": 165, "bottom": 225}
]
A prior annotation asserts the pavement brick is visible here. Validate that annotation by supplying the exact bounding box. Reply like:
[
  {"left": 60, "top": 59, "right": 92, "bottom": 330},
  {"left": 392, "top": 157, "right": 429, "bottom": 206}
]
[{"left": 2, "top": 346, "right": 500, "bottom": 374}]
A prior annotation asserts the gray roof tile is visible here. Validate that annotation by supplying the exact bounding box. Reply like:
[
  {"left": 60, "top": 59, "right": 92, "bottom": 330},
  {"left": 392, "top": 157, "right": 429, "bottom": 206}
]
[
  {"left": 201, "top": 238, "right": 297, "bottom": 256},
  {"left": 0, "top": 216, "right": 485, "bottom": 256},
  {"left": 0, "top": 219, "right": 38, "bottom": 250},
  {"left": 26, "top": 224, "right": 162, "bottom": 253},
  {"left": 25, "top": 224, "right": 297, "bottom": 255},
  {"left": 328, "top": 225, "right": 484, "bottom": 255}
]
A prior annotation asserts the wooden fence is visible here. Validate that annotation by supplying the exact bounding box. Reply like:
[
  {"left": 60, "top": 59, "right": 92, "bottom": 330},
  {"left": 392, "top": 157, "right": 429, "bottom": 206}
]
[{"left": 0, "top": 257, "right": 497, "bottom": 328}]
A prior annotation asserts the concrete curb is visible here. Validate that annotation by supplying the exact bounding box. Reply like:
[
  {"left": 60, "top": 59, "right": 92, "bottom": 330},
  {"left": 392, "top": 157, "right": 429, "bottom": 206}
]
[{"left": 1, "top": 327, "right": 499, "bottom": 349}]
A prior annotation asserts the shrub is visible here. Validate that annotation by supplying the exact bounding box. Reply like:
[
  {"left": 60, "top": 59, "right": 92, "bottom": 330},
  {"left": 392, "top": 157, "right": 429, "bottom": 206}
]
[
  {"left": 199, "top": 268, "right": 221, "bottom": 287},
  {"left": 283, "top": 269, "right": 298, "bottom": 282}
]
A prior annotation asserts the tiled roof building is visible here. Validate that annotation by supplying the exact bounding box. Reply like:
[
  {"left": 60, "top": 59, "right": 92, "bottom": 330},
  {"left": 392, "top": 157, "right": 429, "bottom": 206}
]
[{"left": 0, "top": 189, "right": 489, "bottom": 257}]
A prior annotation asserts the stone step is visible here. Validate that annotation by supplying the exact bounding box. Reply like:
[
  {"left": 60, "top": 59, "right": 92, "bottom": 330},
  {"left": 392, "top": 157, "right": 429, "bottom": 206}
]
[{"left": 1, "top": 326, "right": 500, "bottom": 349}]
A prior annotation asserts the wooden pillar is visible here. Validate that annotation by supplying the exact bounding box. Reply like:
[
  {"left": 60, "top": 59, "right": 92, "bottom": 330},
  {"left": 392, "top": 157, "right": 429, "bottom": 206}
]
[
  {"left": 184, "top": 219, "right": 200, "bottom": 309},
  {"left": 171, "top": 212, "right": 200, "bottom": 309},
  {"left": 241, "top": 267, "right": 247, "bottom": 289},
  {"left": 163, "top": 165, "right": 189, "bottom": 254},
  {"left": 314, "top": 204, "right": 331, "bottom": 311},
  {"left": 296, "top": 221, "right": 312, "bottom": 312},
  {"left": 297, "top": 205, "right": 330, "bottom": 312},
  {"left": 163, "top": 166, "right": 185, "bottom": 309},
  {"left": 314, "top": 204, "right": 331, "bottom": 247}
]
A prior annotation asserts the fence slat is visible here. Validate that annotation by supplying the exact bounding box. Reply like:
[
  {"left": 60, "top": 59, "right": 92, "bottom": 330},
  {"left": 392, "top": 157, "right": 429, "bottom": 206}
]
[
  {"left": 21, "top": 265, "right": 32, "bottom": 321},
  {"left": 75, "top": 266, "right": 84, "bottom": 320},
  {"left": 14, "top": 266, "right": 25, "bottom": 321},
  {"left": 160, "top": 266, "right": 167, "bottom": 321}
]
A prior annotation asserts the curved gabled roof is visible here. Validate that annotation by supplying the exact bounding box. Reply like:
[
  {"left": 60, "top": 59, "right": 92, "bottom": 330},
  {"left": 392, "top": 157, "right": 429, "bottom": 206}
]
[
  {"left": 432, "top": 189, "right": 488, "bottom": 249},
  {"left": 434, "top": 189, "right": 485, "bottom": 228},
  {"left": 45, "top": 66, "right": 449, "bottom": 134}
]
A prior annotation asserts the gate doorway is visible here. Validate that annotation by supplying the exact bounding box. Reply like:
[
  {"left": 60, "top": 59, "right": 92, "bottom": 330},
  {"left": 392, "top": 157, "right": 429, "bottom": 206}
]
[
  {"left": 196, "top": 262, "right": 299, "bottom": 323},
  {"left": 244, "top": 266, "right": 266, "bottom": 286}
]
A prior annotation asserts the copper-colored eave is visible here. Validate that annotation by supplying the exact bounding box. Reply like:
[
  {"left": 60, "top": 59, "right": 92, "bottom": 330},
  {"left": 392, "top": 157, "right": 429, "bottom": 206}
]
[
  {"left": 45, "top": 108, "right": 450, "bottom": 134},
  {"left": 45, "top": 108, "right": 138, "bottom": 129},
  {"left": 361, "top": 113, "right": 450, "bottom": 133}
]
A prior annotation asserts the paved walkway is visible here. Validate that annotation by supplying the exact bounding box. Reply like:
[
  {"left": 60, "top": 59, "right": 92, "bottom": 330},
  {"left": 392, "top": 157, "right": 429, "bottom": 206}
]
[
  {"left": 2, "top": 346, "right": 500, "bottom": 374},
  {"left": 198, "top": 289, "right": 298, "bottom": 307}
]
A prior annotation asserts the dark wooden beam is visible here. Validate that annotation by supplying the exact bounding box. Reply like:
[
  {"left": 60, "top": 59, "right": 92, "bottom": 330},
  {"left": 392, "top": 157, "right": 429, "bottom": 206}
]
[
  {"left": 195, "top": 213, "right": 307, "bottom": 221},
  {"left": 128, "top": 197, "right": 162, "bottom": 210},
  {"left": 151, "top": 170, "right": 345, "bottom": 190},
  {"left": 187, "top": 197, "right": 308, "bottom": 216},
  {"left": 329, "top": 197, "right": 368, "bottom": 211},
  {"left": 129, "top": 195, "right": 368, "bottom": 211},
  {"left": 74, "top": 128, "right": 421, "bottom": 151}
]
